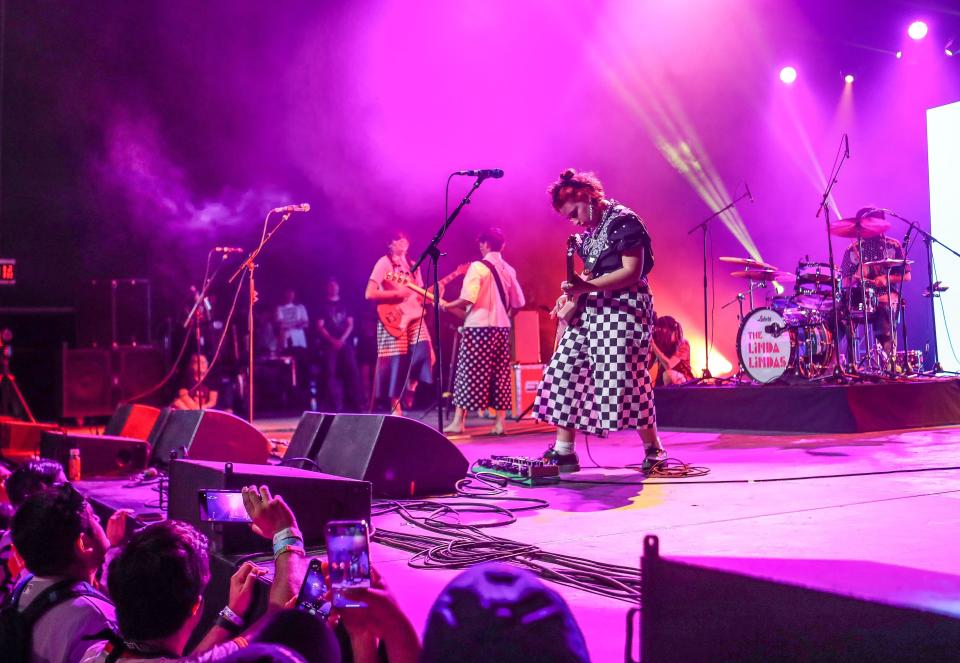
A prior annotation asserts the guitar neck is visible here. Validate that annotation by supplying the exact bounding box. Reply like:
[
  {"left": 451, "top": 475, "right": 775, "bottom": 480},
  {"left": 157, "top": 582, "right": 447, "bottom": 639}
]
[{"left": 403, "top": 281, "right": 435, "bottom": 301}]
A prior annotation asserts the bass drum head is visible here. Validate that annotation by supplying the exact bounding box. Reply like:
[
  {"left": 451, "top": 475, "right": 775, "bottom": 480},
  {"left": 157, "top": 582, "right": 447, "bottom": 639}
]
[{"left": 737, "top": 307, "right": 790, "bottom": 384}]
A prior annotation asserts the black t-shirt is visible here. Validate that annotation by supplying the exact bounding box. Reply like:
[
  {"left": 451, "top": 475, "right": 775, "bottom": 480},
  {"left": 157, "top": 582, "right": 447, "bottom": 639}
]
[
  {"left": 577, "top": 201, "right": 654, "bottom": 278},
  {"left": 316, "top": 299, "right": 352, "bottom": 341}
]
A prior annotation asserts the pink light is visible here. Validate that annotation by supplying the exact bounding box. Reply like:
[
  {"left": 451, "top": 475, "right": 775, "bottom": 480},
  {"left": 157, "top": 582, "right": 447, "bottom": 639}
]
[
  {"left": 908, "top": 21, "right": 928, "bottom": 41},
  {"left": 844, "top": 74, "right": 855, "bottom": 84},
  {"left": 779, "top": 66, "right": 798, "bottom": 84}
]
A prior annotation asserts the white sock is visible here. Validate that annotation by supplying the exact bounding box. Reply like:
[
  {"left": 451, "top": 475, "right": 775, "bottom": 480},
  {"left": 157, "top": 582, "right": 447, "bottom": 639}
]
[{"left": 553, "top": 439, "right": 575, "bottom": 455}]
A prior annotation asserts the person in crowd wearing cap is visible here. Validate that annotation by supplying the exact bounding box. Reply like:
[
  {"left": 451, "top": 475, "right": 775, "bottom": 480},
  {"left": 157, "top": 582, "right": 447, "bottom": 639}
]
[
  {"left": 442, "top": 227, "right": 525, "bottom": 436},
  {"left": 839, "top": 207, "right": 910, "bottom": 357},
  {"left": 421, "top": 562, "right": 590, "bottom": 663}
]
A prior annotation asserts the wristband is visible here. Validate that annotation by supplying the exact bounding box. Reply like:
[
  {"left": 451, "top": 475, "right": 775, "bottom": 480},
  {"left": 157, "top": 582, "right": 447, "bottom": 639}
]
[
  {"left": 274, "top": 543, "right": 306, "bottom": 559},
  {"left": 272, "top": 527, "right": 302, "bottom": 545},
  {"left": 272, "top": 535, "right": 304, "bottom": 558},
  {"left": 217, "top": 606, "right": 245, "bottom": 634}
]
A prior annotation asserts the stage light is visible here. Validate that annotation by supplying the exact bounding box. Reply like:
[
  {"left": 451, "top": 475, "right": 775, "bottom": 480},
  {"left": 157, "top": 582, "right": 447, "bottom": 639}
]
[
  {"left": 844, "top": 73, "right": 855, "bottom": 84},
  {"left": 779, "top": 66, "right": 798, "bottom": 84},
  {"left": 896, "top": 50, "right": 903, "bottom": 59},
  {"left": 908, "top": 20, "right": 928, "bottom": 41},
  {"left": 946, "top": 38, "right": 957, "bottom": 57}
]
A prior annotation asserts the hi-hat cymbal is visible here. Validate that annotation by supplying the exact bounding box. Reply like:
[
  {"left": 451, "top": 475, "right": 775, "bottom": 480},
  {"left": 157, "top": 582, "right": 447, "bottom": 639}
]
[
  {"left": 719, "top": 256, "right": 777, "bottom": 271},
  {"left": 830, "top": 215, "right": 891, "bottom": 238},
  {"left": 864, "top": 258, "right": 914, "bottom": 269},
  {"left": 730, "top": 269, "right": 796, "bottom": 283}
]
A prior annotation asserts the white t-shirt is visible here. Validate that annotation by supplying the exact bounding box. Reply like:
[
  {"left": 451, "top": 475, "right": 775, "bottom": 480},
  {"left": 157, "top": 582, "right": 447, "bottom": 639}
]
[
  {"left": 459, "top": 252, "right": 525, "bottom": 328},
  {"left": 17, "top": 576, "right": 117, "bottom": 663},
  {"left": 275, "top": 303, "right": 308, "bottom": 349},
  {"left": 80, "top": 640, "right": 241, "bottom": 663}
]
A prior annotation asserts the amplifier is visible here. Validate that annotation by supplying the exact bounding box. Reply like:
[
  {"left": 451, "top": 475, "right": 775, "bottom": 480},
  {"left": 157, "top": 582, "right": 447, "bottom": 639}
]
[
  {"left": 168, "top": 459, "right": 371, "bottom": 555},
  {"left": 511, "top": 363, "right": 543, "bottom": 419},
  {"left": 0, "top": 420, "right": 60, "bottom": 462}
]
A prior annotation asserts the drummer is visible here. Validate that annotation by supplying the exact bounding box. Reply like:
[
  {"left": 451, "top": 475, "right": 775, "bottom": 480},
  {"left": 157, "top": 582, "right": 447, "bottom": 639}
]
[{"left": 838, "top": 208, "right": 910, "bottom": 353}]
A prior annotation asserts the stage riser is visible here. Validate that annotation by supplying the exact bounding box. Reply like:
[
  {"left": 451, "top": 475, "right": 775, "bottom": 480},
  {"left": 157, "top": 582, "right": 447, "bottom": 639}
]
[{"left": 654, "top": 379, "right": 960, "bottom": 433}]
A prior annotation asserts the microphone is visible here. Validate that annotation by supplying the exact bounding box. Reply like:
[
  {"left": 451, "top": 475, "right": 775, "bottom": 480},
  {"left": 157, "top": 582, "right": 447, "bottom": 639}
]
[
  {"left": 843, "top": 133, "right": 850, "bottom": 159},
  {"left": 272, "top": 203, "right": 311, "bottom": 213},
  {"left": 745, "top": 182, "right": 754, "bottom": 203},
  {"left": 214, "top": 246, "right": 244, "bottom": 254},
  {"left": 455, "top": 169, "right": 504, "bottom": 179}
]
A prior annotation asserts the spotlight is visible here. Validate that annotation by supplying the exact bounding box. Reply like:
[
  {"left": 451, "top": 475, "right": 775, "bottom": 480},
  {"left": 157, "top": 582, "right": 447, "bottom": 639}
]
[
  {"left": 896, "top": 50, "right": 903, "bottom": 59},
  {"left": 779, "top": 66, "right": 798, "bottom": 84},
  {"left": 908, "top": 20, "right": 928, "bottom": 41},
  {"left": 946, "top": 38, "right": 957, "bottom": 57},
  {"left": 844, "top": 73, "right": 855, "bottom": 84}
]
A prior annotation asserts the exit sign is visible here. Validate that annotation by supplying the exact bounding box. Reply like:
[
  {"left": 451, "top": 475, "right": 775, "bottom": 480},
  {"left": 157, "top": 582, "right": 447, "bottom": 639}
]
[{"left": 0, "top": 259, "right": 15, "bottom": 285}]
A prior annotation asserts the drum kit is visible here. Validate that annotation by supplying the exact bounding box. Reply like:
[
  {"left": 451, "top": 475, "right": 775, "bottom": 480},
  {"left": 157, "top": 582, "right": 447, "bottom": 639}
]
[{"left": 727, "top": 212, "right": 916, "bottom": 384}]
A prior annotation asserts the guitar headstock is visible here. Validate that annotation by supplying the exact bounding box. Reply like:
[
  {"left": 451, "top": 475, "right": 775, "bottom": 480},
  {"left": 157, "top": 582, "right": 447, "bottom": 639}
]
[{"left": 566, "top": 234, "right": 579, "bottom": 257}]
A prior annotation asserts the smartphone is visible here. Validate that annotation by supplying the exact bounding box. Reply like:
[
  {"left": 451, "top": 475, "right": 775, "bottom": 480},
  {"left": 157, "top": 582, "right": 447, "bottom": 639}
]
[
  {"left": 325, "top": 520, "right": 371, "bottom": 591},
  {"left": 295, "top": 558, "right": 331, "bottom": 620},
  {"left": 198, "top": 490, "right": 252, "bottom": 523}
]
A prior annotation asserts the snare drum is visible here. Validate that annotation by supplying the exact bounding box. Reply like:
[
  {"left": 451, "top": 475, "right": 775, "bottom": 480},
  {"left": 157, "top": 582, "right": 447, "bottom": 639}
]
[
  {"left": 737, "top": 307, "right": 833, "bottom": 383},
  {"left": 845, "top": 283, "right": 878, "bottom": 318},
  {"left": 794, "top": 261, "right": 839, "bottom": 311}
]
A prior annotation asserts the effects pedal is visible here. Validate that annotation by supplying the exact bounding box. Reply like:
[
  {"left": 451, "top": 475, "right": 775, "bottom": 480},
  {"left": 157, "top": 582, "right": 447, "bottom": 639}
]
[{"left": 474, "top": 455, "right": 559, "bottom": 486}]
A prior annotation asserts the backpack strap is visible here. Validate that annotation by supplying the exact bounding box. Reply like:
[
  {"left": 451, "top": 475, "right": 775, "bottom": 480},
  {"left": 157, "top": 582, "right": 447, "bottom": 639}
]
[
  {"left": 16, "top": 576, "right": 109, "bottom": 628},
  {"left": 479, "top": 259, "right": 511, "bottom": 317}
]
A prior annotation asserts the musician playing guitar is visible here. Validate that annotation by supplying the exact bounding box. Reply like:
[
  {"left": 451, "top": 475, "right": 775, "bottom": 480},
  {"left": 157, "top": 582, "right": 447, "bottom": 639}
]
[
  {"left": 534, "top": 168, "right": 666, "bottom": 473},
  {"left": 365, "top": 231, "right": 437, "bottom": 415}
]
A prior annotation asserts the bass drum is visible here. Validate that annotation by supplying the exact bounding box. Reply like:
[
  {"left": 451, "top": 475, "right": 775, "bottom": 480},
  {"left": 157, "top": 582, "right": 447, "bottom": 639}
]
[{"left": 737, "top": 307, "right": 833, "bottom": 383}]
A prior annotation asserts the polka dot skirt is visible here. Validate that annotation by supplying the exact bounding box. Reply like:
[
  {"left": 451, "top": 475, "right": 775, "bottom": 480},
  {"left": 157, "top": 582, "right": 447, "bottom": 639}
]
[{"left": 452, "top": 327, "right": 513, "bottom": 411}]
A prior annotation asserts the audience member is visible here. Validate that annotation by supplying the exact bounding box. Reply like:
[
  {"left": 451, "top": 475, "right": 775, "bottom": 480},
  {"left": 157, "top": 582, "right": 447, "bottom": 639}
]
[
  {"left": 173, "top": 354, "right": 219, "bottom": 410},
  {"left": 221, "top": 643, "right": 307, "bottom": 663},
  {"left": 80, "top": 485, "right": 309, "bottom": 662},
  {"left": 253, "top": 609, "right": 339, "bottom": 663},
  {"left": 420, "top": 563, "right": 590, "bottom": 663},
  {"left": 6, "top": 484, "right": 116, "bottom": 663},
  {"left": 336, "top": 566, "right": 421, "bottom": 663}
]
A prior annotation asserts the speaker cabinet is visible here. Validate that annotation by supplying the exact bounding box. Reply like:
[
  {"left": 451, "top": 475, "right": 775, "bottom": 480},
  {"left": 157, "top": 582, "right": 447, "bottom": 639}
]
[
  {"left": 168, "top": 459, "right": 371, "bottom": 554},
  {"left": 115, "top": 347, "right": 165, "bottom": 403},
  {"left": 62, "top": 348, "right": 114, "bottom": 418},
  {"left": 150, "top": 409, "right": 271, "bottom": 466},
  {"left": 286, "top": 413, "right": 468, "bottom": 498},
  {"left": 40, "top": 430, "right": 149, "bottom": 478},
  {"left": 104, "top": 404, "right": 163, "bottom": 440}
]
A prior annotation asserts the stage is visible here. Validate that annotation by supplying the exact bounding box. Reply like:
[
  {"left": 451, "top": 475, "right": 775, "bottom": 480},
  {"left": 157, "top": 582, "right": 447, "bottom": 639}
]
[{"left": 74, "top": 413, "right": 960, "bottom": 661}]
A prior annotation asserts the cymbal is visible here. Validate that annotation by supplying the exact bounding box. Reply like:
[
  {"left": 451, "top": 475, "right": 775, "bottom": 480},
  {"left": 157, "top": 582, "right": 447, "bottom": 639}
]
[
  {"left": 730, "top": 269, "right": 796, "bottom": 283},
  {"left": 830, "top": 216, "right": 891, "bottom": 238},
  {"left": 719, "top": 256, "right": 777, "bottom": 271},
  {"left": 864, "top": 258, "right": 914, "bottom": 269}
]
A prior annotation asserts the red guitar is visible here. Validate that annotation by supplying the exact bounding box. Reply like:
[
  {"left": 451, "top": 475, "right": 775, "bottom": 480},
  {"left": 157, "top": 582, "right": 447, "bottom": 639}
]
[{"left": 377, "top": 264, "right": 468, "bottom": 337}]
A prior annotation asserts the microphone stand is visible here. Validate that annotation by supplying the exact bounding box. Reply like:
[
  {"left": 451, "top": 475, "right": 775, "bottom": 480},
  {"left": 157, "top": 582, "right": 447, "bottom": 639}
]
[
  {"left": 877, "top": 208, "right": 960, "bottom": 375},
  {"left": 814, "top": 136, "right": 852, "bottom": 383},
  {"left": 686, "top": 191, "right": 750, "bottom": 382},
  {"left": 411, "top": 174, "right": 490, "bottom": 432},
  {"left": 229, "top": 210, "right": 295, "bottom": 423}
]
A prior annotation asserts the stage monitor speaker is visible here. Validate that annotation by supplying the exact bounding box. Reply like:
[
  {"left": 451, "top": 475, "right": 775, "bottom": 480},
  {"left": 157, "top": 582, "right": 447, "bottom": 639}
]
[
  {"left": 39, "top": 430, "right": 149, "bottom": 478},
  {"left": 150, "top": 409, "right": 271, "bottom": 467},
  {"left": 104, "top": 404, "right": 163, "bottom": 440},
  {"left": 0, "top": 420, "right": 60, "bottom": 461},
  {"left": 168, "top": 458, "right": 371, "bottom": 554},
  {"left": 287, "top": 412, "right": 468, "bottom": 498},
  {"left": 62, "top": 347, "right": 113, "bottom": 418},
  {"left": 638, "top": 535, "right": 960, "bottom": 662}
]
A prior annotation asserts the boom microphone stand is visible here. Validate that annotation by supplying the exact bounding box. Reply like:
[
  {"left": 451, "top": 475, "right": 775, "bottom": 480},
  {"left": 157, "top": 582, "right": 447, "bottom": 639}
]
[
  {"left": 687, "top": 189, "right": 751, "bottom": 381},
  {"left": 229, "top": 209, "right": 296, "bottom": 423},
  {"left": 411, "top": 173, "right": 493, "bottom": 433},
  {"left": 815, "top": 134, "right": 853, "bottom": 383}
]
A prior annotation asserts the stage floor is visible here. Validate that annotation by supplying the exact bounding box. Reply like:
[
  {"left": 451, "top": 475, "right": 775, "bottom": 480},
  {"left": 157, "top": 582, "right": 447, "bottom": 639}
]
[{"left": 334, "top": 415, "right": 960, "bottom": 661}]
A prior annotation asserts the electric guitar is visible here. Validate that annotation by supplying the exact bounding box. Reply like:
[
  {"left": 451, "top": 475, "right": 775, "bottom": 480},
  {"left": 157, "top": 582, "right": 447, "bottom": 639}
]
[
  {"left": 377, "top": 263, "right": 468, "bottom": 337},
  {"left": 556, "top": 235, "right": 586, "bottom": 323}
]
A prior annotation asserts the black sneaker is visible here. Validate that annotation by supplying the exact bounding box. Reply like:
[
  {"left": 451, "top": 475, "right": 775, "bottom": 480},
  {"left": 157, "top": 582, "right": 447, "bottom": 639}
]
[
  {"left": 642, "top": 448, "right": 667, "bottom": 473},
  {"left": 542, "top": 446, "right": 581, "bottom": 473}
]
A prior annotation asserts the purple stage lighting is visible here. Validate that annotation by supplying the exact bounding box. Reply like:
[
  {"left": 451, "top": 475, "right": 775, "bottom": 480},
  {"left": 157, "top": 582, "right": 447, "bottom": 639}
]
[
  {"left": 946, "top": 38, "right": 957, "bottom": 57},
  {"left": 779, "top": 66, "right": 798, "bottom": 84},
  {"left": 908, "top": 21, "right": 928, "bottom": 41},
  {"left": 844, "top": 74, "right": 855, "bottom": 84}
]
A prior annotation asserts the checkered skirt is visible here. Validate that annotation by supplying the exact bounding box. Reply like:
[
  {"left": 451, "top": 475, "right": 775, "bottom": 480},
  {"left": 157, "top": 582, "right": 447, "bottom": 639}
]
[
  {"left": 534, "top": 287, "right": 655, "bottom": 436},
  {"left": 452, "top": 327, "right": 512, "bottom": 411}
]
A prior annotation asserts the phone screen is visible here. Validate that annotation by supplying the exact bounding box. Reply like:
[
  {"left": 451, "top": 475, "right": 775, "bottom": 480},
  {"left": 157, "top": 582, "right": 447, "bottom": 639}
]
[
  {"left": 198, "top": 490, "right": 252, "bottom": 523},
  {"left": 295, "top": 558, "right": 331, "bottom": 620},
  {"left": 326, "top": 520, "right": 371, "bottom": 591}
]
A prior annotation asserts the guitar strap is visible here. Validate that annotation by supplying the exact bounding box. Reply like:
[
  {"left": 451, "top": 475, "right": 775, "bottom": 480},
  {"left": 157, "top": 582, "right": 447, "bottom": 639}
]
[{"left": 480, "top": 259, "right": 510, "bottom": 315}]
